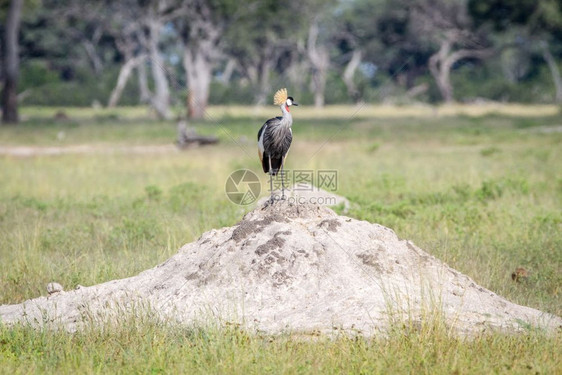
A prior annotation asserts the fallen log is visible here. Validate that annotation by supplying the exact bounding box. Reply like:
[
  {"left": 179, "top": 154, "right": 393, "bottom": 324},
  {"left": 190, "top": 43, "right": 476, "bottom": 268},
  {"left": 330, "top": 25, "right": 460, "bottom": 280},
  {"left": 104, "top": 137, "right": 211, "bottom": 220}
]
[{"left": 176, "top": 120, "right": 219, "bottom": 148}]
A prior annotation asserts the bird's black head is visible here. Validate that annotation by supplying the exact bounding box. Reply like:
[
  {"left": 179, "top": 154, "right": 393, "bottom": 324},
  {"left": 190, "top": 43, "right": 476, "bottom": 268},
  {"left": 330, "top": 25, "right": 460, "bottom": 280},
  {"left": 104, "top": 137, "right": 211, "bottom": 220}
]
[{"left": 286, "top": 96, "right": 299, "bottom": 106}]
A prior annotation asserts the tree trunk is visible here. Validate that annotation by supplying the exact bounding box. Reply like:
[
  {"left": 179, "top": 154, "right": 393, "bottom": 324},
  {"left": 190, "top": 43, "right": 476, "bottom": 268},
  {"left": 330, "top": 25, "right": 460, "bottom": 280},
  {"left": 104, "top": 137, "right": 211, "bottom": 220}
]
[
  {"left": 541, "top": 41, "right": 562, "bottom": 104},
  {"left": 2, "top": 0, "right": 23, "bottom": 124},
  {"left": 405, "top": 83, "right": 429, "bottom": 99},
  {"left": 343, "top": 49, "right": 362, "bottom": 103},
  {"left": 148, "top": 19, "right": 171, "bottom": 119},
  {"left": 311, "top": 68, "right": 327, "bottom": 108},
  {"left": 219, "top": 58, "right": 236, "bottom": 85},
  {"left": 435, "top": 65, "right": 453, "bottom": 103},
  {"left": 255, "top": 57, "right": 273, "bottom": 106},
  {"left": 108, "top": 55, "right": 146, "bottom": 107},
  {"left": 81, "top": 40, "right": 103, "bottom": 76},
  {"left": 428, "top": 40, "right": 454, "bottom": 103},
  {"left": 307, "top": 22, "right": 330, "bottom": 108},
  {"left": 287, "top": 40, "right": 308, "bottom": 93},
  {"left": 137, "top": 60, "right": 151, "bottom": 104},
  {"left": 183, "top": 48, "right": 212, "bottom": 120},
  {"left": 429, "top": 38, "right": 494, "bottom": 103}
]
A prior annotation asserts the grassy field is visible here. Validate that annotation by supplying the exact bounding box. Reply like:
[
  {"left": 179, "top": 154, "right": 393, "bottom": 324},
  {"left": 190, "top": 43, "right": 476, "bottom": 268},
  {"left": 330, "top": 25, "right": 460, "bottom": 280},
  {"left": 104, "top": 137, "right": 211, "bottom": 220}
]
[{"left": 0, "top": 105, "right": 561, "bottom": 373}]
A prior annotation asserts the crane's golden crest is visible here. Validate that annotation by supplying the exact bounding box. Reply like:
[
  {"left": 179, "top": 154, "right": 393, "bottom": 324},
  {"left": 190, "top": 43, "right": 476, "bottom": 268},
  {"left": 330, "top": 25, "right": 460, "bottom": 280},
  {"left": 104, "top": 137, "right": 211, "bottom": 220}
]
[{"left": 273, "top": 88, "right": 288, "bottom": 106}]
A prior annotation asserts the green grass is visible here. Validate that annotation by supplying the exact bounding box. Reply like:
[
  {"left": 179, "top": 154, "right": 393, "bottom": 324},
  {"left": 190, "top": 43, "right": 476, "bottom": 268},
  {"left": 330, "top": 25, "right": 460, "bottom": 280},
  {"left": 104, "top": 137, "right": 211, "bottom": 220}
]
[
  {"left": 1, "top": 320, "right": 561, "bottom": 374},
  {"left": 0, "top": 105, "right": 561, "bottom": 373}
]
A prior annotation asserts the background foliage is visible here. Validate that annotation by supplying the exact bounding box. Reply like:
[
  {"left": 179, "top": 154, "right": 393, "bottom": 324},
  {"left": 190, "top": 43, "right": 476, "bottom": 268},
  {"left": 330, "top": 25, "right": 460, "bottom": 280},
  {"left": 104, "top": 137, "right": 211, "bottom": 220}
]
[{"left": 1, "top": 0, "right": 562, "bottom": 114}]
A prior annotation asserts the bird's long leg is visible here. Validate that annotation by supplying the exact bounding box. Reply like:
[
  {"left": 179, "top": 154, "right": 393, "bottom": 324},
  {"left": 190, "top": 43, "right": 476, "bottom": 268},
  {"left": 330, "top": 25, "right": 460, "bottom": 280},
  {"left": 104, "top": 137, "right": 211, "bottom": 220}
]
[
  {"left": 280, "top": 157, "right": 286, "bottom": 200},
  {"left": 268, "top": 157, "right": 274, "bottom": 202}
]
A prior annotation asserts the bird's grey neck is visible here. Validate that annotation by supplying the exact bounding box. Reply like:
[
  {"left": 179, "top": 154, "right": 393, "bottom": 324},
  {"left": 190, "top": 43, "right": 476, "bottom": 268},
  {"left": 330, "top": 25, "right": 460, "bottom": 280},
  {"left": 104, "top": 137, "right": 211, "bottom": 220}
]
[{"left": 280, "top": 105, "right": 293, "bottom": 127}]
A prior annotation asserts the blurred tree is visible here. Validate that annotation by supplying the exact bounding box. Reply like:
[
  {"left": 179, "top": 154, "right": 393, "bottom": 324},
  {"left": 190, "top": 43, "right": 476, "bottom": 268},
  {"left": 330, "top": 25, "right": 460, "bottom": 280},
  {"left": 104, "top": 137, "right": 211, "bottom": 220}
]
[
  {"left": 284, "top": 40, "right": 308, "bottom": 98},
  {"left": 368, "top": 0, "right": 434, "bottom": 100},
  {"left": 287, "top": 0, "right": 336, "bottom": 107},
  {"left": 173, "top": 0, "right": 242, "bottom": 119},
  {"left": 105, "top": 1, "right": 147, "bottom": 108},
  {"left": 61, "top": 1, "right": 109, "bottom": 76},
  {"left": 8, "top": 0, "right": 562, "bottom": 109},
  {"left": 100, "top": 0, "right": 174, "bottom": 118},
  {"left": 222, "top": 0, "right": 305, "bottom": 105},
  {"left": 470, "top": 0, "right": 562, "bottom": 103},
  {"left": 2, "top": 0, "right": 23, "bottom": 124},
  {"left": 19, "top": 0, "right": 138, "bottom": 107},
  {"left": 143, "top": 1, "right": 175, "bottom": 119},
  {"left": 24, "top": 0, "right": 116, "bottom": 81},
  {"left": 409, "top": 0, "right": 494, "bottom": 103},
  {"left": 307, "top": 17, "right": 331, "bottom": 108},
  {"left": 332, "top": 0, "right": 384, "bottom": 103}
]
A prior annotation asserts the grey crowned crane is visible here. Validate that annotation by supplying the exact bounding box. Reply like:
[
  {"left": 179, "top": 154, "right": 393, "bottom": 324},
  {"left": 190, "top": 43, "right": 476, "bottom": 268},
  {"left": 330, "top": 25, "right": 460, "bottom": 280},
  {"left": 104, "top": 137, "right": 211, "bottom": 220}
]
[{"left": 257, "top": 88, "right": 299, "bottom": 202}]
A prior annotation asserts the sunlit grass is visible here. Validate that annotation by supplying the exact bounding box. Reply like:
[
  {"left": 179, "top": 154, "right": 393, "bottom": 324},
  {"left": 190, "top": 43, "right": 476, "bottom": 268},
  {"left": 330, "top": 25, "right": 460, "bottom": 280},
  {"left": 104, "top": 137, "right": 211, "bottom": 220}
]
[
  {"left": 1, "top": 317, "right": 561, "bottom": 374},
  {"left": 17, "top": 102, "right": 561, "bottom": 120},
  {"left": 4, "top": 104, "right": 562, "bottom": 148},
  {"left": 207, "top": 102, "right": 561, "bottom": 119}
]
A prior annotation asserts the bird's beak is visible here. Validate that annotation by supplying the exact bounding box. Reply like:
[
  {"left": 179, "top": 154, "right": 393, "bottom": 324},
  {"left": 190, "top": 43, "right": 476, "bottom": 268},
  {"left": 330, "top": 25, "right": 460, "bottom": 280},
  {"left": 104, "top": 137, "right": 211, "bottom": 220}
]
[{"left": 292, "top": 102, "right": 299, "bottom": 106}]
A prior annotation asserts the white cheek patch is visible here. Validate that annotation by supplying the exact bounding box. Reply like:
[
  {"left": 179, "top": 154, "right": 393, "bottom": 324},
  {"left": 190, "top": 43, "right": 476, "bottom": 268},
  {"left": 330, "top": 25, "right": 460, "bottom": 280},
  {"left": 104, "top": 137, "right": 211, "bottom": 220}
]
[{"left": 286, "top": 98, "right": 292, "bottom": 106}]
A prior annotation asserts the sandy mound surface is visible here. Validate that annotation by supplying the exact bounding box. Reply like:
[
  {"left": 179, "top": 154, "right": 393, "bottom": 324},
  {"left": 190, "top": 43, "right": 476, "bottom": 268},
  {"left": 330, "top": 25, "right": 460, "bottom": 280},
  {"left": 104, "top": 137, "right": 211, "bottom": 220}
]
[
  {"left": 1, "top": 202, "right": 560, "bottom": 336},
  {"left": 256, "top": 183, "right": 351, "bottom": 212}
]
